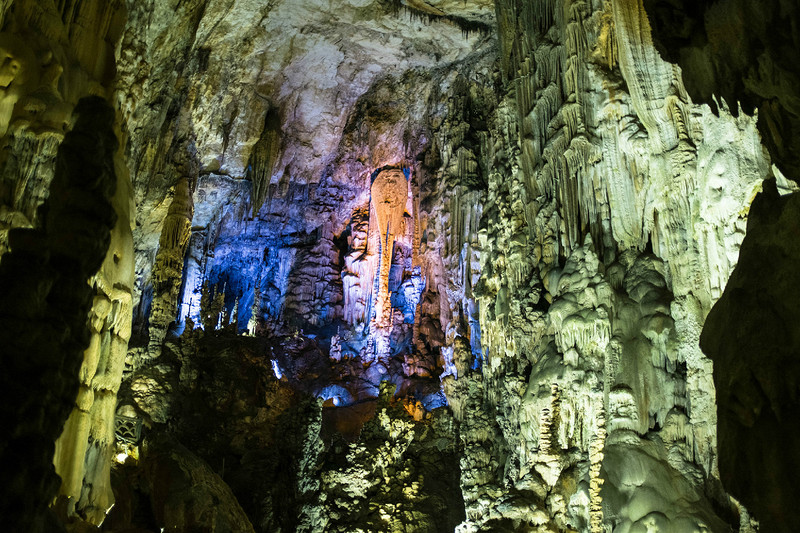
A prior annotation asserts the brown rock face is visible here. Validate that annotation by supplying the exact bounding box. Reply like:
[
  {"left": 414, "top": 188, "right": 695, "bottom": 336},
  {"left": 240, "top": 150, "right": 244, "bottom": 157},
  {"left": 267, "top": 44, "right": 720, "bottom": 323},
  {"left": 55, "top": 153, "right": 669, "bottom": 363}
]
[{"left": 371, "top": 168, "right": 410, "bottom": 326}]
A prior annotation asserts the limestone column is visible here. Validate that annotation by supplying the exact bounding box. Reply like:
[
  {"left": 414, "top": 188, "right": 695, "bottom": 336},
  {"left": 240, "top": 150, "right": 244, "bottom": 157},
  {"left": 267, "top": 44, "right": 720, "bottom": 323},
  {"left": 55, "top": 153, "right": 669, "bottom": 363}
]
[
  {"left": 370, "top": 169, "right": 408, "bottom": 328},
  {"left": 147, "top": 176, "right": 193, "bottom": 356}
]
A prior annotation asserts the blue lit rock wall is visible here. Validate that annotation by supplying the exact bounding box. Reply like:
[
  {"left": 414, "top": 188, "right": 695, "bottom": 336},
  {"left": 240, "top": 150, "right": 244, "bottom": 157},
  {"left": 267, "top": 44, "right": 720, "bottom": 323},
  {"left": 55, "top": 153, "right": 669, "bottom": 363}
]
[{"left": 155, "top": 62, "right": 485, "bottom": 409}]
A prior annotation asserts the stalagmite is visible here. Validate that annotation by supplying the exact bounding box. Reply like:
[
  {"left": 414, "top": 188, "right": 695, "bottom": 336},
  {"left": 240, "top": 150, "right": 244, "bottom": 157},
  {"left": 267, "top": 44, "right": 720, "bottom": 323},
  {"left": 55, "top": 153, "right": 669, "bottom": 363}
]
[
  {"left": 370, "top": 168, "right": 409, "bottom": 328},
  {"left": 53, "top": 144, "right": 134, "bottom": 524},
  {"left": 588, "top": 404, "right": 606, "bottom": 533},
  {"left": 147, "top": 177, "right": 193, "bottom": 356}
]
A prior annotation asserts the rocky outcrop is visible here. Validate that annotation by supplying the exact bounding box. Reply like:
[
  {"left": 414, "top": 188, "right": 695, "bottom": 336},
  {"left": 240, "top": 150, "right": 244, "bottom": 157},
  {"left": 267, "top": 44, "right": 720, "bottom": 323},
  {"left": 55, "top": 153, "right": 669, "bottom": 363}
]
[
  {"left": 0, "top": 96, "right": 118, "bottom": 532},
  {"left": 700, "top": 180, "right": 800, "bottom": 533},
  {"left": 299, "top": 382, "right": 464, "bottom": 533},
  {"left": 642, "top": 1, "right": 800, "bottom": 529},
  {"left": 143, "top": 436, "right": 256, "bottom": 533}
]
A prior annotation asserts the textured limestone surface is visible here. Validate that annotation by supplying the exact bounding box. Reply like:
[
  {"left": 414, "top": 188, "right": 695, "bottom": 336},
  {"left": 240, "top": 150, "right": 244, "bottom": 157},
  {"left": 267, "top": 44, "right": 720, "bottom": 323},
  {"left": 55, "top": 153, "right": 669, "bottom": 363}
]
[
  {"left": 645, "top": 3, "right": 800, "bottom": 531},
  {"left": 443, "top": 0, "right": 766, "bottom": 530},
  {"left": 298, "top": 382, "right": 465, "bottom": 533},
  {"left": 0, "top": 1, "right": 133, "bottom": 527},
  {"left": 644, "top": 0, "right": 800, "bottom": 183},
  {"left": 0, "top": 96, "right": 119, "bottom": 532},
  {"left": 0, "top": 0, "right": 796, "bottom": 532},
  {"left": 700, "top": 180, "right": 800, "bottom": 533}
]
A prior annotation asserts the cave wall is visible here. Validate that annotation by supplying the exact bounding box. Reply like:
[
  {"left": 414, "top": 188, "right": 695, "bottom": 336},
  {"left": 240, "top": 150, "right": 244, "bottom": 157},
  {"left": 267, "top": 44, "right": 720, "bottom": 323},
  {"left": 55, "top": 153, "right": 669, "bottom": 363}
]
[
  {"left": 643, "top": 1, "right": 800, "bottom": 531},
  {"left": 644, "top": 0, "right": 800, "bottom": 184},
  {"left": 0, "top": 0, "right": 792, "bottom": 531},
  {"left": 113, "top": 0, "right": 766, "bottom": 526},
  {"left": 438, "top": 0, "right": 767, "bottom": 530},
  {"left": 0, "top": 1, "right": 132, "bottom": 530},
  {"left": 0, "top": 95, "right": 120, "bottom": 532}
]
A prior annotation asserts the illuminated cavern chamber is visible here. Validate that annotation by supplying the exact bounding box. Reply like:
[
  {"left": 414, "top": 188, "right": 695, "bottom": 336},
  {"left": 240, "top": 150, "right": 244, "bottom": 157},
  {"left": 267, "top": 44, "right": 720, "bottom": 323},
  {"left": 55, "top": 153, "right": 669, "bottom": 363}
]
[{"left": 0, "top": 0, "right": 798, "bottom": 532}]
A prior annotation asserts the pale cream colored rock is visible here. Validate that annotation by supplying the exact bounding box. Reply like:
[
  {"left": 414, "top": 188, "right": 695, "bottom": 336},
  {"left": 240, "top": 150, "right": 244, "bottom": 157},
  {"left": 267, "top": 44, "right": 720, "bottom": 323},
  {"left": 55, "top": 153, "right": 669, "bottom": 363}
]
[
  {"left": 52, "top": 138, "right": 134, "bottom": 525},
  {"left": 445, "top": 0, "right": 768, "bottom": 529}
]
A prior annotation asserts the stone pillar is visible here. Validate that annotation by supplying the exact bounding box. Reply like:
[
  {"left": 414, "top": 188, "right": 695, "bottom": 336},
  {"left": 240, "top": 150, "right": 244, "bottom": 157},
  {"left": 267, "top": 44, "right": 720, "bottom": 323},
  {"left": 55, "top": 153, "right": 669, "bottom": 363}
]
[
  {"left": 0, "top": 96, "right": 118, "bottom": 533},
  {"left": 370, "top": 168, "right": 408, "bottom": 328}
]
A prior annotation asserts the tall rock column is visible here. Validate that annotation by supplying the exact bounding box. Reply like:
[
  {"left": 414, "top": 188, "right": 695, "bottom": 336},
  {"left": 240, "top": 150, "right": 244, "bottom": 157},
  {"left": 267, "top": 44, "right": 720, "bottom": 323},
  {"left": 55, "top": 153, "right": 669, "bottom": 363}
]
[
  {"left": 52, "top": 146, "right": 134, "bottom": 525},
  {"left": 147, "top": 177, "right": 194, "bottom": 356},
  {"left": 0, "top": 1, "right": 127, "bottom": 530},
  {"left": 370, "top": 169, "right": 409, "bottom": 329},
  {"left": 0, "top": 96, "right": 119, "bottom": 533}
]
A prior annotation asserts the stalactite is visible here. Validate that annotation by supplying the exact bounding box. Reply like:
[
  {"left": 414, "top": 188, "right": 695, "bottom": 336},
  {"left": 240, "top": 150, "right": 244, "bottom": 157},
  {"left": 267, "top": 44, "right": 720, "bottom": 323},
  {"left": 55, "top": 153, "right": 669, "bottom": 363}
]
[
  {"left": 7, "top": 133, "right": 63, "bottom": 225},
  {"left": 612, "top": 0, "right": 682, "bottom": 154},
  {"left": 597, "top": 1, "right": 618, "bottom": 69}
]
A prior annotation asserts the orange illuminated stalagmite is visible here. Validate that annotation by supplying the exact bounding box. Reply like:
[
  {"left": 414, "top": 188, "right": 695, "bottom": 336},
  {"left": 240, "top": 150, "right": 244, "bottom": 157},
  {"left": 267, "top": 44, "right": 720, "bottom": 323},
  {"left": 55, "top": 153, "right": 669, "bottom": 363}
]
[{"left": 370, "top": 169, "right": 408, "bottom": 327}]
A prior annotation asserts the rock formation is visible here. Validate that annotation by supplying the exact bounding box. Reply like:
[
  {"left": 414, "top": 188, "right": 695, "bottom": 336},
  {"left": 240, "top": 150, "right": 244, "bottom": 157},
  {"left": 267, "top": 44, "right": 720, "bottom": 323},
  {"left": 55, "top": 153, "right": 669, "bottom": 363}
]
[
  {"left": 0, "top": 0, "right": 796, "bottom": 532},
  {"left": 0, "top": 95, "right": 119, "bottom": 532},
  {"left": 644, "top": 2, "right": 800, "bottom": 530},
  {"left": 371, "top": 168, "right": 410, "bottom": 329}
]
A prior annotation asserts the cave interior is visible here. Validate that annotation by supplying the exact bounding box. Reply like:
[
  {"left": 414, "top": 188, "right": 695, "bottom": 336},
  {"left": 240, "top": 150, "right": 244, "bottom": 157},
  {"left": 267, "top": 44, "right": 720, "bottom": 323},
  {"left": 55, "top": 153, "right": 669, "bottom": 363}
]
[{"left": 0, "top": 0, "right": 798, "bottom": 532}]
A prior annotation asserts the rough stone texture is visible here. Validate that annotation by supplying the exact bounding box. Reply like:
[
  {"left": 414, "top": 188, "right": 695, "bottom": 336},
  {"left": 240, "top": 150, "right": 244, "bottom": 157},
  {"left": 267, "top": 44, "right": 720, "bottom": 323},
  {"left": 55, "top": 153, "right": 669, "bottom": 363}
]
[
  {"left": 119, "top": 327, "right": 332, "bottom": 532},
  {"left": 143, "top": 436, "right": 256, "bottom": 533},
  {"left": 0, "top": 95, "right": 118, "bottom": 533},
  {"left": 0, "top": 0, "right": 795, "bottom": 531},
  {"left": 116, "top": 0, "right": 495, "bottom": 348},
  {"left": 0, "top": 0, "right": 125, "bottom": 253},
  {"left": 643, "top": 1, "right": 800, "bottom": 530},
  {"left": 113, "top": 0, "right": 772, "bottom": 530},
  {"left": 0, "top": 1, "right": 133, "bottom": 527},
  {"left": 439, "top": 0, "right": 766, "bottom": 530},
  {"left": 52, "top": 156, "right": 134, "bottom": 524},
  {"left": 146, "top": 176, "right": 193, "bottom": 357},
  {"left": 371, "top": 168, "right": 410, "bottom": 327},
  {"left": 644, "top": 0, "right": 800, "bottom": 183},
  {"left": 299, "top": 382, "right": 465, "bottom": 533},
  {"left": 700, "top": 180, "right": 800, "bottom": 533}
]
